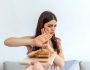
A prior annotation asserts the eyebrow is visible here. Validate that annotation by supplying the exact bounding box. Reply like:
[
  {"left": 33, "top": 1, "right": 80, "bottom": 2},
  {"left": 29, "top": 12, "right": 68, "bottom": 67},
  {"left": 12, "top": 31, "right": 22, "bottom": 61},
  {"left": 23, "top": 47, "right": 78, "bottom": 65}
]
[{"left": 48, "top": 24, "right": 57, "bottom": 26}]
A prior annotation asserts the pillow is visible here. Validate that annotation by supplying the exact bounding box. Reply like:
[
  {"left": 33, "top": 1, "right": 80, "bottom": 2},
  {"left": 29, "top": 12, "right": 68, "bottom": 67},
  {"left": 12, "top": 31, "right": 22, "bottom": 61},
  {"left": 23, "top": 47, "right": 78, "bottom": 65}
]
[
  {"left": 61, "top": 60, "right": 80, "bottom": 70},
  {"left": 0, "top": 62, "right": 3, "bottom": 70},
  {"left": 3, "top": 61, "right": 25, "bottom": 70},
  {"left": 80, "top": 61, "right": 90, "bottom": 70}
]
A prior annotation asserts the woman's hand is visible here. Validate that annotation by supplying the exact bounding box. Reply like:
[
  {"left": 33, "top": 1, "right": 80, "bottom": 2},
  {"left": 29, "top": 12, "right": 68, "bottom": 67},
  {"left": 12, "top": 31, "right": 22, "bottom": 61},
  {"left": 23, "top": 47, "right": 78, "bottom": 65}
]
[
  {"left": 31, "top": 28, "right": 53, "bottom": 48},
  {"left": 41, "top": 28, "right": 54, "bottom": 52},
  {"left": 32, "top": 33, "right": 52, "bottom": 47},
  {"left": 43, "top": 41, "right": 54, "bottom": 53}
]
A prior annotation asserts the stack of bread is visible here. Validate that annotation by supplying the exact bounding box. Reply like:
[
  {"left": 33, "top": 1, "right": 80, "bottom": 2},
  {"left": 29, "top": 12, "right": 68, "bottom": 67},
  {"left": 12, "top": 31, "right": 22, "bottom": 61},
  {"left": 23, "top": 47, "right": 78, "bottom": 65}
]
[
  {"left": 20, "top": 49, "right": 56, "bottom": 65},
  {"left": 28, "top": 49, "right": 53, "bottom": 64}
]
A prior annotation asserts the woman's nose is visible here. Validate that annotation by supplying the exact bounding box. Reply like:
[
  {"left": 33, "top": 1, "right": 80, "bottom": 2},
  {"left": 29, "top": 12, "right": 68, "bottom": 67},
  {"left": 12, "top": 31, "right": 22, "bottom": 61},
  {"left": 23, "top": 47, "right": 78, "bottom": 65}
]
[{"left": 51, "top": 27, "right": 55, "bottom": 31}]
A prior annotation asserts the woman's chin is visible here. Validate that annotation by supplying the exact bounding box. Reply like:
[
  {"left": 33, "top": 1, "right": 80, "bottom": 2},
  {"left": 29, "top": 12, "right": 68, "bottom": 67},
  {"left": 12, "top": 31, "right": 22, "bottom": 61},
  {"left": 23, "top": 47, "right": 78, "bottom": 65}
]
[{"left": 51, "top": 32, "right": 54, "bottom": 35}]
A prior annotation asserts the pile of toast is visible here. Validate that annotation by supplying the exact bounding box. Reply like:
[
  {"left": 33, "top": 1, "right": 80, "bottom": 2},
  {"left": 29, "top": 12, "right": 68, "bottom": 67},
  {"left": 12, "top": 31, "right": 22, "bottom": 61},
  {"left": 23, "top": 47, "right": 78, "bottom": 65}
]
[{"left": 20, "top": 49, "right": 56, "bottom": 65}]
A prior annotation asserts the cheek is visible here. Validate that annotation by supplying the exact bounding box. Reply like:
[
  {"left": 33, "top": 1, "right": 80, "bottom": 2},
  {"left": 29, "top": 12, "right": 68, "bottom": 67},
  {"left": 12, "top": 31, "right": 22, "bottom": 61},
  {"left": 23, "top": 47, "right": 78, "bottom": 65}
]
[
  {"left": 46, "top": 27, "right": 51, "bottom": 33},
  {"left": 44, "top": 27, "right": 51, "bottom": 33}
]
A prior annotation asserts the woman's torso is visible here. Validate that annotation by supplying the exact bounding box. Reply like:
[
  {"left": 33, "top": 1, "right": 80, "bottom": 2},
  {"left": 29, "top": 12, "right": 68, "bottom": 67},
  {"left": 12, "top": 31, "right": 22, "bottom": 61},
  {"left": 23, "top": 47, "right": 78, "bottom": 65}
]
[{"left": 26, "top": 36, "right": 60, "bottom": 70}]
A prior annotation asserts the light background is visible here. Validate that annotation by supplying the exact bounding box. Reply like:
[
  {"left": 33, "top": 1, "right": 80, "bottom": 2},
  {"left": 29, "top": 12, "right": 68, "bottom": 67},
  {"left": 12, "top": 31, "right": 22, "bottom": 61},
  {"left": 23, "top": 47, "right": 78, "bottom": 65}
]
[{"left": 0, "top": 0, "right": 90, "bottom": 61}]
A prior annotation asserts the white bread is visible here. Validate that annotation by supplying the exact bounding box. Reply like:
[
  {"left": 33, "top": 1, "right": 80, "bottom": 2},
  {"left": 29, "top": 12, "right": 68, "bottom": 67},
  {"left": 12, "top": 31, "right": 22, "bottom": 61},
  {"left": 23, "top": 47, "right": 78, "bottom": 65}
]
[
  {"left": 28, "top": 49, "right": 50, "bottom": 58},
  {"left": 20, "top": 52, "right": 57, "bottom": 65}
]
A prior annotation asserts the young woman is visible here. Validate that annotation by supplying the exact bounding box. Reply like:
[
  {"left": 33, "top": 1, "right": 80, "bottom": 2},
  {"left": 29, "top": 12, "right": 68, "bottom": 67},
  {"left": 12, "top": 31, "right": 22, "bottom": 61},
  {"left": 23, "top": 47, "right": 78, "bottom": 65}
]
[{"left": 4, "top": 11, "right": 64, "bottom": 70}]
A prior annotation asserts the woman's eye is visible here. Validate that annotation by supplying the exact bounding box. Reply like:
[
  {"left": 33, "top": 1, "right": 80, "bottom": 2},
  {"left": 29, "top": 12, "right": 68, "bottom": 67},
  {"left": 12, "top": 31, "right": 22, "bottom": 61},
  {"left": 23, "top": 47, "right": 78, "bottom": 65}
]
[
  {"left": 47, "top": 24, "right": 57, "bottom": 28},
  {"left": 54, "top": 25, "right": 57, "bottom": 27},
  {"left": 48, "top": 25, "right": 52, "bottom": 27}
]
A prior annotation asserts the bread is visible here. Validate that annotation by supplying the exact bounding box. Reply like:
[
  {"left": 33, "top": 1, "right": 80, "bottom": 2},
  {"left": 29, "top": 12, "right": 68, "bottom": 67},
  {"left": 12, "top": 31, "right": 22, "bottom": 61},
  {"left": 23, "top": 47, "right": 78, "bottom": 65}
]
[
  {"left": 20, "top": 50, "right": 56, "bottom": 65},
  {"left": 28, "top": 49, "right": 51, "bottom": 58},
  {"left": 27, "top": 49, "right": 56, "bottom": 65}
]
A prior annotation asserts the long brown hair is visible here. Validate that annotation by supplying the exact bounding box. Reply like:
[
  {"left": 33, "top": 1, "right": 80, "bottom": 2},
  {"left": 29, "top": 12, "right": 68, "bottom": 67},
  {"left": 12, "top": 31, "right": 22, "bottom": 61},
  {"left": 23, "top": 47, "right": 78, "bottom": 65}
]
[{"left": 34, "top": 11, "right": 60, "bottom": 54}]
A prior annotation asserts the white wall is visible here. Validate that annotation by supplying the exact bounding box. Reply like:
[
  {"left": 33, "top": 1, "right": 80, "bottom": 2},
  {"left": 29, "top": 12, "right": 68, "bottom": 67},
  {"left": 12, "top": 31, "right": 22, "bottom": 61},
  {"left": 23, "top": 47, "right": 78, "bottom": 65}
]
[{"left": 0, "top": 0, "right": 90, "bottom": 61}]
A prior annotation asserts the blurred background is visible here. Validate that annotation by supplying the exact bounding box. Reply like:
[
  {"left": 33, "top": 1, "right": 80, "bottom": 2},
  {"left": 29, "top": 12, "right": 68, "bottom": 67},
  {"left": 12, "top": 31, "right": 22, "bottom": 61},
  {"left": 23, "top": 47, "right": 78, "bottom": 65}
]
[{"left": 0, "top": 0, "right": 90, "bottom": 61}]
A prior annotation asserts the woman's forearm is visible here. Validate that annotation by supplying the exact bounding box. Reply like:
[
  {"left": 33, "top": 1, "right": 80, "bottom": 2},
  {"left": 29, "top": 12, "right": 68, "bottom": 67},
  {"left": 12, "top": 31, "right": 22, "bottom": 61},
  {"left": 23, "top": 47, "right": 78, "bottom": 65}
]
[
  {"left": 54, "top": 54, "right": 64, "bottom": 68},
  {"left": 45, "top": 44, "right": 64, "bottom": 68},
  {"left": 4, "top": 37, "right": 33, "bottom": 47}
]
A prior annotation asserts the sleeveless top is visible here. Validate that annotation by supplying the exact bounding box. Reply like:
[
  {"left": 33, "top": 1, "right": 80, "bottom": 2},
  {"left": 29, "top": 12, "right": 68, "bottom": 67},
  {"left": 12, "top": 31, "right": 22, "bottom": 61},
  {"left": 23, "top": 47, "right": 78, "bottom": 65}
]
[{"left": 26, "top": 40, "right": 61, "bottom": 70}]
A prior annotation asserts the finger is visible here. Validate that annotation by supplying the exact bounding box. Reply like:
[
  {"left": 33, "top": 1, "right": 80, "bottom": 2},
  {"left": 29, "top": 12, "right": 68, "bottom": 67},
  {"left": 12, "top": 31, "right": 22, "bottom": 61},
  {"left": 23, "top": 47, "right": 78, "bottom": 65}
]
[
  {"left": 42, "top": 44, "right": 48, "bottom": 49},
  {"left": 36, "top": 34, "right": 52, "bottom": 43},
  {"left": 41, "top": 33, "right": 49, "bottom": 38},
  {"left": 42, "top": 28, "right": 46, "bottom": 34},
  {"left": 43, "top": 34, "right": 52, "bottom": 41},
  {"left": 41, "top": 28, "right": 44, "bottom": 34},
  {"left": 38, "top": 34, "right": 47, "bottom": 41},
  {"left": 39, "top": 35, "right": 50, "bottom": 43},
  {"left": 47, "top": 33, "right": 53, "bottom": 38},
  {"left": 41, "top": 28, "right": 48, "bottom": 34},
  {"left": 44, "top": 28, "right": 49, "bottom": 34}
]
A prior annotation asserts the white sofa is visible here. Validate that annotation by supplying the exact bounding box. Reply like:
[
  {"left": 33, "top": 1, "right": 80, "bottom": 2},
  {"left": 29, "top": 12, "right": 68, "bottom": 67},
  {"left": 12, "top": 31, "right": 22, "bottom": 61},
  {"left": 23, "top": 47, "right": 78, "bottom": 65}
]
[{"left": 0, "top": 60, "right": 90, "bottom": 70}]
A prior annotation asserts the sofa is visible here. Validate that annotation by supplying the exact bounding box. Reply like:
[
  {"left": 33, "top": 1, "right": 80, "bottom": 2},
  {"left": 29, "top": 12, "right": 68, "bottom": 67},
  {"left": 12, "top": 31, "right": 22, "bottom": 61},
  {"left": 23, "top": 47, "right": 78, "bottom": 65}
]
[{"left": 0, "top": 60, "right": 90, "bottom": 70}]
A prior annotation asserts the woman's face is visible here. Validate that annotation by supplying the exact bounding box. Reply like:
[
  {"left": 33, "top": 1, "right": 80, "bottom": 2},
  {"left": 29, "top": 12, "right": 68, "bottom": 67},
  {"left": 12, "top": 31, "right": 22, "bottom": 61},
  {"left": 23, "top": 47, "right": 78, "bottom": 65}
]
[{"left": 44, "top": 20, "right": 57, "bottom": 35}]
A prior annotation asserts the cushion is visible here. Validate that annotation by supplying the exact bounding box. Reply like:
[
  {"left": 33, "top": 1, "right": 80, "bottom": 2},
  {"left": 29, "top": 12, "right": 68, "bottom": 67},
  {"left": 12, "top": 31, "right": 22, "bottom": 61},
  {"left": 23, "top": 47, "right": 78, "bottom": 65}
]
[
  {"left": 0, "top": 62, "right": 3, "bottom": 70},
  {"left": 3, "top": 61, "right": 25, "bottom": 70},
  {"left": 80, "top": 61, "right": 90, "bottom": 70},
  {"left": 61, "top": 60, "right": 80, "bottom": 70}
]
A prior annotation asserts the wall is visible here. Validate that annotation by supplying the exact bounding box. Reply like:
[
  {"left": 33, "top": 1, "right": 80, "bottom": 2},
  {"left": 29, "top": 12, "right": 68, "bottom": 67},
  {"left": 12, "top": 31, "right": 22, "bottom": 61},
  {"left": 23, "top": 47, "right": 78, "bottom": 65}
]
[{"left": 0, "top": 0, "right": 90, "bottom": 61}]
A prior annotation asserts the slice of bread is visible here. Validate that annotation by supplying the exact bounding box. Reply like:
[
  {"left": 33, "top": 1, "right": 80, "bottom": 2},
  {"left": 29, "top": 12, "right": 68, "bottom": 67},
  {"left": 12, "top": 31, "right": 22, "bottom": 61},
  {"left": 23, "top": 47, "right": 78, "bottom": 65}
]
[{"left": 28, "top": 49, "right": 50, "bottom": 58}]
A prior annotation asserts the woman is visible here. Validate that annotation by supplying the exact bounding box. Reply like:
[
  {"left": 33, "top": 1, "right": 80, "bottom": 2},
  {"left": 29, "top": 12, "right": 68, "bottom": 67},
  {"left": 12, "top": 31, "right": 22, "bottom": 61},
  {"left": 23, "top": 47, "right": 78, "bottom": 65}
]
[{"left": 4, "top": 11, "right": 64, "bottom": 70}]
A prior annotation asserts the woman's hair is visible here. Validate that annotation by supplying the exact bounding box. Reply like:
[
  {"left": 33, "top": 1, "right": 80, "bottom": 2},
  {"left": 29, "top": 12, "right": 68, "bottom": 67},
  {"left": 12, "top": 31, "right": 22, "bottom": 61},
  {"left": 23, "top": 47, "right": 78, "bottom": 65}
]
[{"left": 34, "top": 11, "right": 60, "bottom": 54}]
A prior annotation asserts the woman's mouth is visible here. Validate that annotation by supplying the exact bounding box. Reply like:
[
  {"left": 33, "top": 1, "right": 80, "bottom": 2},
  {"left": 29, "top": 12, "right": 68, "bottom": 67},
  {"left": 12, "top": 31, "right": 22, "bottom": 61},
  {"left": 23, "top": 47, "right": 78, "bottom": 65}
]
[{"left": 50, "top": 32, "right": 54, "bottom": 34}]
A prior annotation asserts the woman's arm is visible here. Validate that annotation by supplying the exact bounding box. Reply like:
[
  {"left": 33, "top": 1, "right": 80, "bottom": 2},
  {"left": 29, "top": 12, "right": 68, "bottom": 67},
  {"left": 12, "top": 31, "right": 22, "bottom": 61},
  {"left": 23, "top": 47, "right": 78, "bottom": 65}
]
[
  {"left": 53, "top": 48, "right": 64, "bottom": 68},
  {"left": 4, "top": 36, "right": 33, "bottom": 47},
  {"left": 48, "top": 45, "right": 64, "bottom": 68},
  {"left": 53, "top": 40, "right": 64, "bottom": 68},
  {"left": 44, "top": 40, "right": 64, "bottom": 68},
  {"left": 4, "top": 34, "right": 51, "bottom": 47}
]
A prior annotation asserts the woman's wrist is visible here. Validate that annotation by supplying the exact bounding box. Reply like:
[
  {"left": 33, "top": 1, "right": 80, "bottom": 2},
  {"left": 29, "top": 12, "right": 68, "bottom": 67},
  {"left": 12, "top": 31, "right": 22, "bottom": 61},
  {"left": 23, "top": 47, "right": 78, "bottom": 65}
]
[{"left": 28, "top": 39, "right": 34, "bottom": 47}]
